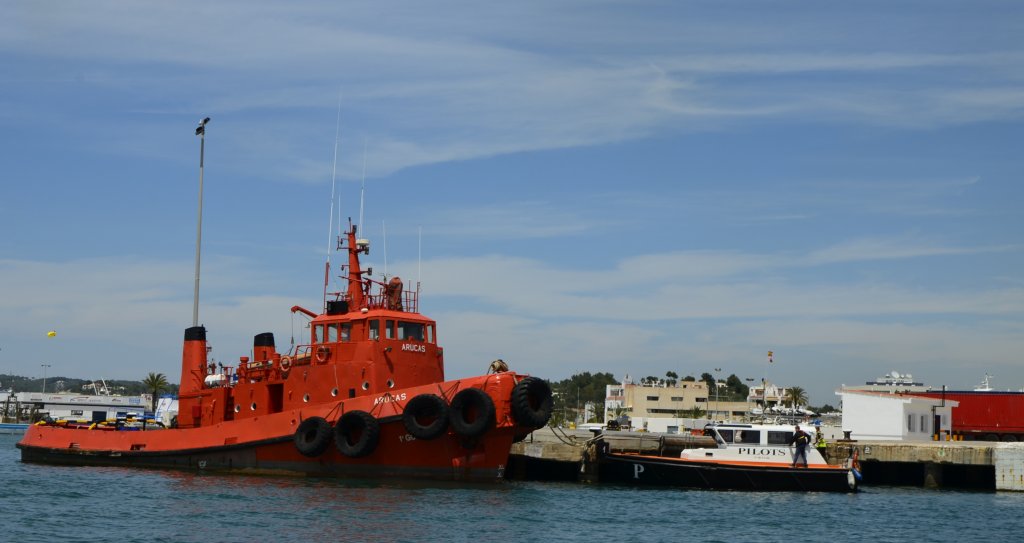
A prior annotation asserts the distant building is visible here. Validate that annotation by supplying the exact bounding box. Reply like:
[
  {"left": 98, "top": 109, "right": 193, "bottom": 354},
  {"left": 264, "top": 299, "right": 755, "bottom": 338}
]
[
  {"left": 747, "top": 381, "right": 798, "bottom": 411},
  {"left": 843, "top": 370, "right": 931, "bottom": 394},
  {"left": 837, "top": 389, "right": 956, "bottom": 441},
  {"left": 604, "top": 377, "right": 754, "bottom": 426},
  {"left": 11, "top": 391, "right": 149, "bottom": 423},
  {"left": 604, "top": 379, "right": 709, "bottom": 424}
]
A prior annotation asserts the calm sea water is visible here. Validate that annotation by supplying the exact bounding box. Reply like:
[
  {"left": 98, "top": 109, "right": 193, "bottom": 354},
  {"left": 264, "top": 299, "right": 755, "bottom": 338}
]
[{"left": 2, "top": 434, "right": 1021, "bottom": 543}]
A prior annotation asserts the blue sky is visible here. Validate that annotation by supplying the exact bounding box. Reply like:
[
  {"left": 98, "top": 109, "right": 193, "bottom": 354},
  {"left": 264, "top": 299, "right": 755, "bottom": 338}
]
[{"left": 2, "top": 1, "right": 1022, "bottom": 404}]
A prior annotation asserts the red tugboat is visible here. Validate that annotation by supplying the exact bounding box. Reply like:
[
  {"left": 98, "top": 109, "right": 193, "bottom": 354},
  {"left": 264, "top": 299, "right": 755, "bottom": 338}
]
[{"left": 18, "top": 221, "right": 553, "bottom": 481}]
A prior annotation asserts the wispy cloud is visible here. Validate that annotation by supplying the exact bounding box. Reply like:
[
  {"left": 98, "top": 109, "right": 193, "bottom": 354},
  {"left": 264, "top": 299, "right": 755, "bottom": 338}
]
[{"left": 5, "top": 3, "right": 1024, "bottom": 179}]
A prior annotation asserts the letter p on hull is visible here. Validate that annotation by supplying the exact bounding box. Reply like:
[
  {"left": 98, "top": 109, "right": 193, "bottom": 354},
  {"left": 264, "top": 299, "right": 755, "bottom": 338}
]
[{"left": 633, "top": 463, "right": 645, "bottom": 479}]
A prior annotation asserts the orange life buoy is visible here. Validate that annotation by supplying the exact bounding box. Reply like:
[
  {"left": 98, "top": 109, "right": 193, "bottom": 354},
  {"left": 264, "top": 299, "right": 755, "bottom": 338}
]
[
  {"left": 315, "top": 346, "right": 330, "bottom": 363},
  {"left": 280, "top": 356, "right": 292, "bottom": 371}
]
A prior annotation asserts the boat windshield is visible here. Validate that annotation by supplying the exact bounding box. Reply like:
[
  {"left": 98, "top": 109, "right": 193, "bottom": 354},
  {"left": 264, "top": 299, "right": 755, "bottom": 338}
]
[{"left": 397, "top": 321, "right": 424, "bottom": 341}]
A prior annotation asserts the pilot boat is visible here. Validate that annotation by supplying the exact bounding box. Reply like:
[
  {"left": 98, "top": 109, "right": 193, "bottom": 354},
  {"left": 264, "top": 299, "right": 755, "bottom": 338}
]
[
  {"left": 596, "top": 422, "right": 859, "bottom": 492},
  {"left": 18, "top": 219, "right": 552, "bottom": 481}
]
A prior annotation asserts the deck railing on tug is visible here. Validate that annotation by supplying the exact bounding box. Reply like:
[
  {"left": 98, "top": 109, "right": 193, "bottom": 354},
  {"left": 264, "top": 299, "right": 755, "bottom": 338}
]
[
  {"left": 362, "top": 289, "right": 419, "bottom": 313},
  {"left": 329, "top": 281, "right": 419, "bottom": 314}
]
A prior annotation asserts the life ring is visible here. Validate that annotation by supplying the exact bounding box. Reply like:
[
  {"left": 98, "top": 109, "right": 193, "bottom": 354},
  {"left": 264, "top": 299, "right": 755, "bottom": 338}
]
[
  {"left": 402, "top": 394, "right": 450, "bottom": 440},
  {"left": 510, "top": 376, "right": 553, "bottom": 429},
  {"left": 280, "top": 356, "right": 292, "bottom": 371},
  {"left": 316, "top": 346, "right": 330, "bottom": 363},
  {"left": 334, "top": 410, "right": 380, "bottom": 458},
  {"left": 449, "top": 387, "right": 495, "bottom": 438},
  {"left": 294, "top": 416, "right": 333, "bottom": 457}
]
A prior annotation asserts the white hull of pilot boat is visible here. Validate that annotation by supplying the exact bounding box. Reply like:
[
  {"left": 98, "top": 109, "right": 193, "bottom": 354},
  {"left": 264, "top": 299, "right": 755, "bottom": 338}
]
[{"left": 597, "top": 422, "right": 859, "bottom": 492}]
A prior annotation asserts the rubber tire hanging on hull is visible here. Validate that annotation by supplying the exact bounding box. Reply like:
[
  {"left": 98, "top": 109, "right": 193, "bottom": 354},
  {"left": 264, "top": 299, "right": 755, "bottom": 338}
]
[
  {"left": 334, "top": 410, "right": 380, "bottom": 458},
  {"left": 510, "top": 376, "right": 553, "bottom": 428},
  {"left": 449, "top": 387, "right": 495, "bottom": 438},
  {"left": 294, "top": 416, "right": 334, "bottom": 457},
  {"left": 402, "top": 394, "right": 450, "bottom": 440}
]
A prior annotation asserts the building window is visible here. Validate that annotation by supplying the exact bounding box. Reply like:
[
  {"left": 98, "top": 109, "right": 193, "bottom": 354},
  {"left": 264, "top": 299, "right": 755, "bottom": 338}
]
[
  {"left": 670, "top": 397, "right": 683, "bottom": 402},
  {"left": 907, "top": 414, "right": 915, "bottom": 432},
  {"left": 646, "top": 396, "right": 659, "bottom": 401},
  {"left": 921, "top": 415, "right": 928, "bottom": 433}
]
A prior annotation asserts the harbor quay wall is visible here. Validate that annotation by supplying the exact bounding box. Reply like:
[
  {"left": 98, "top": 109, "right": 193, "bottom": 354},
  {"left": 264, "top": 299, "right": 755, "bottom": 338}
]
[{"left": 508, "top": 427, "right": 1024, "bottom": 491}]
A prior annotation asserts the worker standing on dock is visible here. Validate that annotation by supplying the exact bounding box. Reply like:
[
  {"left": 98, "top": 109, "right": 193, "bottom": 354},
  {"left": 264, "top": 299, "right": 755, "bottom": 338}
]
[{"left": 790, "top": 425, "right": 811, "bottom": 468}]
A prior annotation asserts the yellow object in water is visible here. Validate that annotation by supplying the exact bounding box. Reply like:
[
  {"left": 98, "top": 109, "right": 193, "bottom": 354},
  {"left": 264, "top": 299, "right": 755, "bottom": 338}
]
[{"left": 47, "top": 330, "right": 57, "bottom": 337}]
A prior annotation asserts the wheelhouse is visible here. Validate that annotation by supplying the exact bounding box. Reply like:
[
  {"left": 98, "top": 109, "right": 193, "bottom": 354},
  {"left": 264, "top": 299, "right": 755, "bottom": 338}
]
[{"left": 705, "top": 423, "right": 801, "bottom": 448}]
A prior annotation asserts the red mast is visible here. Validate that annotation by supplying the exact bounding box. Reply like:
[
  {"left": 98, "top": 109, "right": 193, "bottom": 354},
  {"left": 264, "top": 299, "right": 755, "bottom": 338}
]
[{"left": 346, "top": 221, "right": 367, "bottom": 309}]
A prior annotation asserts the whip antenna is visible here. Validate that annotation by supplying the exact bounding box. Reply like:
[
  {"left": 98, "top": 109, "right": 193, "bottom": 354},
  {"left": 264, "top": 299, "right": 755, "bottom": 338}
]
[
  {"left": 417, "top": 225, "right": 422, "bottom": 298},
  {"left": 323, "top": 93, "right": 342, "bottom": 307},
  {"left": 358, "top": 139, "right": 367, "bottom": 228},
  {"left": 326, "top": 93, "right": 342, "bottom": 261}
]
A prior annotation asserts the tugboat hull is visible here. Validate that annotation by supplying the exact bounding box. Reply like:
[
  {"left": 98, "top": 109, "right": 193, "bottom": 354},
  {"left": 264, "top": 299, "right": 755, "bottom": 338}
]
[
  {"left": 18, "top": 429, "right": 515, "bottom": 482},
  {"left": 18, "top": 374, "right": 547, "bottom": 483}
]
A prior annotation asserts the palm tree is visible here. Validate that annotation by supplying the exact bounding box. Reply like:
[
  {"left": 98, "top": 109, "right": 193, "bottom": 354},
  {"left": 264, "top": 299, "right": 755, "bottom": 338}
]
[
  {"left": 682, "top": 406, "right": 706, "bottom": 419},
  {"left": 142, "top": 372, "right": 169, "bottom": 412},
  {"left": 665, "top": 371, "right": 678, "bottom": 387},
  {"left": 784, "top": 386, "right": 808, "bottom": 409}
]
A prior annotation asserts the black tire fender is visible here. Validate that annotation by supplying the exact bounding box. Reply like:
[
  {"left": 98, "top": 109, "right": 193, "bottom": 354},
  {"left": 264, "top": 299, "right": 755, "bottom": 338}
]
[
  {"left": 402, "top": 394, "right": 450, "bottom": 440},
  {"left": 449, "top": 387, "right": 496, "bottom": 438},
  {"left": 334, "top": 410, "right": 380, "bottom": 458},
  {"left": 510, "top": 376, "right": 553, "bottom": 428},
  {"left": 294, "top": 416, "right": 333, "bottom": 457}
]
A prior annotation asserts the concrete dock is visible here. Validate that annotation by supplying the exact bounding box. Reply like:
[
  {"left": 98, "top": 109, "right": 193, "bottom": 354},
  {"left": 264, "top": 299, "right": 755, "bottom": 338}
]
[{"left": 508, "top": 427, "right": 1024, "bottom": 491}]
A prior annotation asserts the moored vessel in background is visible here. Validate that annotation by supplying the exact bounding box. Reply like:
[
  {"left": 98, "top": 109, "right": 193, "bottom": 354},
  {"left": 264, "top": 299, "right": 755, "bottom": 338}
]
[
  {"left": 596, "top": 422, "right": 858, "bottom": 492},
  {"left": 19, "top": 215, "right": 552, "bottom": 480}
]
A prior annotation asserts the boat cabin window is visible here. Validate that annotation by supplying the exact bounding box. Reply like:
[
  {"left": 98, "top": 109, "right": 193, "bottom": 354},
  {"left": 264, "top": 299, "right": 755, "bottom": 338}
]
[
  {"left": 397, "top": 321, "right": 424, "bottom": 341},
  {"left": 340, "top": 322, "right": 351, "bottom": 342},
  {"left": 717, "top": 429, "right": 734, "bottom": 442},
  {"left": 313, "top": 324, "right": 325, "bottom": 344},
  {"left": 326, "top": 324, "right": 339, "bottom": 343},
  {"left": 369, "top": 320, "right": 380, "bottom": 340},
  {"left": 426, "top": 324, "right": 435, "bottom": 344},
  {"left": 385, "top": 319, "right": 395, "bottom": 339},
  {"left": 767, "top": 431, "right": 792, "bottom": 445},
  {"left": 734, "top": 430, "right": 760, "bottom": 444}
]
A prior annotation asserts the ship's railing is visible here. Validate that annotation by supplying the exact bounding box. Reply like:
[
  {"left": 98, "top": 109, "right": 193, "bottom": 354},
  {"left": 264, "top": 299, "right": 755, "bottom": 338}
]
[{"left": 365, "top": 289, "right": 419, "bottom": 313}]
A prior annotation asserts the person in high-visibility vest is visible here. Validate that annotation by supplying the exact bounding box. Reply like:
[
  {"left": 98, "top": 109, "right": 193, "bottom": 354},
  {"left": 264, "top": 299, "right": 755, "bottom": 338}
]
[{"left": 815, "top": 428, "right": 829, "bottom": 463}]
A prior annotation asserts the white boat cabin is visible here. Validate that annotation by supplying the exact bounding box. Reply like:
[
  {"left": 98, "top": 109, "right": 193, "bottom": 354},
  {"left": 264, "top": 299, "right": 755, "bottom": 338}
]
[
  {"left": 707, "top": 423, "right": 805, "bottom": 447},
  {"left": 682, "top": 422, "right": 830, "bottom": 466}
]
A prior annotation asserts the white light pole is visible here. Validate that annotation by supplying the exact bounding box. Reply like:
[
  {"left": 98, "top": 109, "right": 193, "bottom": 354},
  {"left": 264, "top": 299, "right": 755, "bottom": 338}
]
[
  {"left": 713, "top": 368, "right": 724, "bottom": 421},
  {"left": 41, "top": 363, "right": 51, "bottom": 393},
  {"left": 576, "top": 386, "right": 581, "bottom": 425},
  {"left": 192, "top": 117, "right": 210, "bottom": 327}
]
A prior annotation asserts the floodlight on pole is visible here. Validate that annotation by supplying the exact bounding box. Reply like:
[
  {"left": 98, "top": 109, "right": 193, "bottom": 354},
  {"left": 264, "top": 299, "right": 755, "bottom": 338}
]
[
  {"left": 41, "top": 363, "right": 51, "bottom": 393},
  {"left": 192, "top": 117, "right": 210, "bottom": 327}
]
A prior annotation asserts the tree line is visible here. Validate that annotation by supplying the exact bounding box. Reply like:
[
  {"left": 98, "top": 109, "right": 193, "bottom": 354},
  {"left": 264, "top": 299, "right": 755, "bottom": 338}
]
[{"left": 546, "top": 371, "right": 836, "bottom": 425}]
